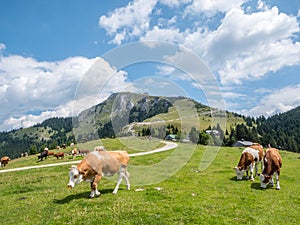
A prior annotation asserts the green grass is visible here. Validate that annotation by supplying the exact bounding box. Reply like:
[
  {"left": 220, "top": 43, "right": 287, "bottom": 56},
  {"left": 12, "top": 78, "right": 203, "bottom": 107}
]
[{"left": 0, "top": 139, "right": 299, "bottom": 225}]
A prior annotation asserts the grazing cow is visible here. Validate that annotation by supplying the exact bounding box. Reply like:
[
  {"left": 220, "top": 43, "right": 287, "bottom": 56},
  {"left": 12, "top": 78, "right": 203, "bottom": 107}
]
[
  {"left": 234, "top": 144, "right": 264, "bottom": 181},
  {"left": 38, "top": 148, "right": 49, "bottom": 161},
  {"left": 79, "top": 149, "right": 90, "bottom": 156},
  {"left": 48, "top": 151, "right": 55, "bottom": 156},
  {"left": 54, "top": 152, "right": 64, "bottom": 159},
  {"left": 67, "top": 150, "right": 130, "bottom": 198},
  {"left": 1, "top": 156, "right": 11, "bottom": 167},
  {"left": 260, "top": 147, "right": 282, "bottom": 190},
  {"left": 71, "top": 148, "right": 78, "bottom": 159}
]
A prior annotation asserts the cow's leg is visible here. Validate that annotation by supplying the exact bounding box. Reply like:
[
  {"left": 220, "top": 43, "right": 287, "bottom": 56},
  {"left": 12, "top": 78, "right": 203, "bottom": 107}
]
[
  {"left": 90, "top": 175, "right": 102, "bottom": 198},
  {"left": 269, "top": 176, "right": 274, "bottom": 187},
  {"left": 254, "top": 163, "right": 259, "bottom": 177},
  {"left": 249, "top": 164, "right": 254, "bottom": 181},
  {"left": 275, "top": 171, "right": 280, "bottom": 190},
  {"left": 245, "top": 170, "right": 249, "bottom": 180},
  {"left": 124, "top": 168, "right": 130, "bottom": 190},
  {"left": 113, "top": 166, "right": 130, "bottom": 194}
]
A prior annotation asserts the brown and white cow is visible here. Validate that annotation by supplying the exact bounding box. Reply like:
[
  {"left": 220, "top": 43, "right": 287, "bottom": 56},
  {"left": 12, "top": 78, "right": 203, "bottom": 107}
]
[
  {"left": 0, "top": 156, "right": 11, "bottom": 167},
  {"left": 260, "top": 147, "right": 282, "bottom": 190},
  {"left": 67, "top": 150, "right": 130, "bottom": 198},
  {"left": 234, "top": 144, "right": 264, "bottom": 181}
]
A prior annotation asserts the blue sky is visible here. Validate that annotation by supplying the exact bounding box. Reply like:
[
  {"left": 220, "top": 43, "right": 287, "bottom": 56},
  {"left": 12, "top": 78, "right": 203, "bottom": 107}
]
[{"left": 0, "top": 0, "right": 300, "bottom": 131}]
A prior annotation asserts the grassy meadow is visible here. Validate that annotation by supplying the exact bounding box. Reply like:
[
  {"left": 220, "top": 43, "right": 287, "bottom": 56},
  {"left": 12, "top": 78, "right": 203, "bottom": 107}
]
[{"left": 0, "top": 138, "right": 299, "bottom": 225}]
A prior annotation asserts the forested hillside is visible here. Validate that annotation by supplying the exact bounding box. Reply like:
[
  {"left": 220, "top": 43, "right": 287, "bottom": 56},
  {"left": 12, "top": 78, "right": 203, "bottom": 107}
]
[
  {"left": 0, "top": 117, "right": 75, "bottom": 159},
  {"left": 0, "top": 93, "right": 299, "bottom": 159},
  {"left": 257, "top": 106, "right": 300, "bottom": 152}
]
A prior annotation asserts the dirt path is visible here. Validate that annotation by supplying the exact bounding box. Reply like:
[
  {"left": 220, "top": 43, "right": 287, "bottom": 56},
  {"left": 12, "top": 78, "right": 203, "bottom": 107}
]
[{"left": 0, "top": 141, "right": 178, "bottom": 173}]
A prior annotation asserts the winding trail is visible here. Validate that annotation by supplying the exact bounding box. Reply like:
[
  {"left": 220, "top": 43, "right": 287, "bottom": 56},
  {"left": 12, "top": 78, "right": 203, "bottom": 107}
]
[{"left": 0, "top": 141, "right": 178, "bottom": 174}]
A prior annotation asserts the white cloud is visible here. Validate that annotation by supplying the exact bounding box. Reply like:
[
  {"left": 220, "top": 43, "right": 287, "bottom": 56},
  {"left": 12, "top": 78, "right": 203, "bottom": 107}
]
[
  {"left": 182, "top": 6, "right": 300, "bottom": 84},
  {"left": 242, "top": 84, "right": 300, "bottom": 117},
  {"left": 99, "top": 0, "right": 158, "bottom": 44},
  {"left": 141, "top": 26, "right": 184, "bottom": 43},
  {"left": 160, "top": 0, "right": 191, "bottom": 8},
  {"left": 184, "top": 0, "right": 247, "bottom": 17},
  {"left": 0, "top": 43, "right": 6, "bottom": 52},
  {"left": 0, "top": 55, "right": 134, "bottom": 131}
]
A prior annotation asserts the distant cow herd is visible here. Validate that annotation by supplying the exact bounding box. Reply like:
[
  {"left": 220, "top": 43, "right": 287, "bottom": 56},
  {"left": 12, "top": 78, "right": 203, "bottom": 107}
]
[{"left": 36, "top": 147, "right": 91, "bottom": 162}]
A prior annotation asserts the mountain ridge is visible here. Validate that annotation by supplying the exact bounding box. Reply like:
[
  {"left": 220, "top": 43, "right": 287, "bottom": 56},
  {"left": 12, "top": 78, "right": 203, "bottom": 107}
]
[{"left": 1, "top": 92, "right": 299, "bottom": 159}]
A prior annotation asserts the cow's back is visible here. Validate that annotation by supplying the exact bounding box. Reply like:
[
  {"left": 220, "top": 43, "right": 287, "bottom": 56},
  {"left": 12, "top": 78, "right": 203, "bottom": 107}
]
[
  {"left": 242, "top": 145, "right": 263, "bottom": 162},
  {"left": 265, "top": 148, "right": 282, "bottom": 169},
  {"left": 82, "top": 151, "right": 121, "bottom": 177},
  {"left": 107, "top": 151, "right": 129, "bottom": 166}
]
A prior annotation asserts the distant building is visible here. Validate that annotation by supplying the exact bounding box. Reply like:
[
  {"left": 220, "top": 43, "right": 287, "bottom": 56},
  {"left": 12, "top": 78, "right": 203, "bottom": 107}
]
[
  {"left": 233, "top": 140, "right": 254, "bottom": 147},
  {"left": 205, "top": 130, "right": 219, "bottom": 135},
  {"left": 165, "top": 134, "right": 178, "bottom": 141}
]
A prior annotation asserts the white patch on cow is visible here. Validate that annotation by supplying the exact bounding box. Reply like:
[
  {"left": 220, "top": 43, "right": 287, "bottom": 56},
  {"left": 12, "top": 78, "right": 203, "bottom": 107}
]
[
  {"left": 90, "top": 151, "right": 104, "bottom": 160},
  {"left": 68, "top": 166, "right": 82, "bottom": 188},
  {"left": 234, "top": 167, "right": 244, "bottom": 180},
  {"left": 243, "top": 147, "right": 259, "bottom": 160},
  {"left": 260, "top": 174, "right": 267, "bottom": 188}
]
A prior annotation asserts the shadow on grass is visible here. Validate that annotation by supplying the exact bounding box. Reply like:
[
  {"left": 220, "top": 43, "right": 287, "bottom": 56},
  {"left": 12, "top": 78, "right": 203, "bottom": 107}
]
[
  {"left": 229, "top": 176, "right": 238, "bottom": 181},
  {"left": 229, "top": 176, "right": 250, "bottom": 181},
  {"left": 53, "top": 189, "right": 114, "bottom": 204},
  {"left": 250, "top": 182, "right": 265, "bottom": 190}
]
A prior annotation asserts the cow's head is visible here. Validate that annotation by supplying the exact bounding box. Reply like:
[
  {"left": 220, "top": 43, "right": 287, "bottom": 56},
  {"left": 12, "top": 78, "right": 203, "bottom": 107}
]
[
  {"left": 67, "top": 165, "right": 83, "bottom": 189},
  {"left": 260, "top": 174, "right": 272, "bottom": 188},
  {"left": 234, "top": 166, "right": 245, "bottom": 180}
]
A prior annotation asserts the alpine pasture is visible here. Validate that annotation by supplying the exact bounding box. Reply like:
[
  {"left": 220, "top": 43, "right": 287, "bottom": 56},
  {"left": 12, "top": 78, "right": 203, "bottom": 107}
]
[{"left": 0, "top": 138, "right": 299, "bottom": 225}]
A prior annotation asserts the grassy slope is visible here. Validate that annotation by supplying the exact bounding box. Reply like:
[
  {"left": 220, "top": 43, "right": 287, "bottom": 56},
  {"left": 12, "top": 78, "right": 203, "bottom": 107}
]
[
  {"left": 139, "top": 99, "right": 244, "bottom": 134},
  {"left": 0, "top": 139, "right": 299, "bottom": 225}
]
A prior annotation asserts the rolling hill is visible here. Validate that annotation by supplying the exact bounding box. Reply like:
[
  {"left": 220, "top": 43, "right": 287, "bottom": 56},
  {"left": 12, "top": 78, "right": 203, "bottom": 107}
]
[{"left": 0, "top": 92, "right": 299, "bottom": 159}]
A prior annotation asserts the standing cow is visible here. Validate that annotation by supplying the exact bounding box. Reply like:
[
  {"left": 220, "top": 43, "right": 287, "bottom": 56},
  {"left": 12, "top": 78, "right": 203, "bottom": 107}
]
[
  {"left": 1, "top": 156, "right": 11, "bottom": 167},
  {"left": 38, "top": 148, "right": 49, "bottom": 161},
  {"left": 67, "top": 150, "right": 130, "bottom": 198},
  {"left": 234, "top": 144, "right": 264, "bottom": 181},
  {"left": 260, "top": 147, "right": 282, "bottom": 190}
]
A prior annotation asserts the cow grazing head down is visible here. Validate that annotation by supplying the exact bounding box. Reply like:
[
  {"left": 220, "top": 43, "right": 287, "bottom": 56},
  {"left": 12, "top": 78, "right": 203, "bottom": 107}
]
[
  {"left": 234, "top": 145, "right": 264, "bottom": 181},
  {"left": 68, "top": 165, "right": 83, "bottom": 189},
  {"left": 260, "top": 147, "right": 282, "bottom": 190},
  {"left": 234, "top": 166, "right": 245, "bottom": 180}
]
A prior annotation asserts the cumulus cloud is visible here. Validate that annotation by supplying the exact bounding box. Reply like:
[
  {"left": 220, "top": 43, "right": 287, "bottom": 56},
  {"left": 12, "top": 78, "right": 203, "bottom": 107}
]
[
  {"left": 184, "top": 0, "right": 247, "bottom": 16},
  {"left": 243, "top": 84, "right": 300, "bottom": 117},
  {"left": 160, "top": 0, "right": 190, "bottom": 8},
  {"left": 141, "top": 26, "right": 184, "bottom": 43},
  {"left": 181, "top": 6, "right": 300, "bottom": 84},
  {"left": 99, "top": 0, "right": 158, "bottom": 44},
  {"left": 0, "top": 55, "right": 134, "bottom": 131}
]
